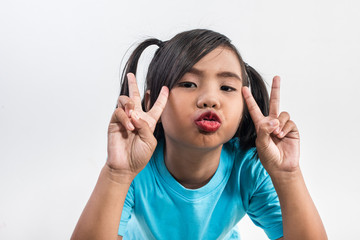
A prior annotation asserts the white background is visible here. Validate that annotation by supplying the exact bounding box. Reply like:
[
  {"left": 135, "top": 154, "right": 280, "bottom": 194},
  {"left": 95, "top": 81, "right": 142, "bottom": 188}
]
[{"left": 1, "top": 0, "right": 359, "bottom": 239}]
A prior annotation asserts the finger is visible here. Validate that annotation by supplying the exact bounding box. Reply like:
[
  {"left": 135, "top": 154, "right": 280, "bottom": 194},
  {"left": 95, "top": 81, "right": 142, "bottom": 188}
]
[
  {"left": 276, "top": 120, "right": 298, "bottom": 139},
  {"left": 148, "top": 86, "right": 169, "bottom": 121},
  {"left": 110, "top": 107, "right": 135, "bottom": 131},
  {"left": 130, "top": 112, "right": 157, "bottom": 149},
  {"left": 127, "top": 73, "right": 142, "bottom": 106},
  {"left": 242, "top": 86, "right": 264, "bottom": 126},
  {"left": 117, "top": 96, "right": 135, "bottom": 117},
  {"left": 273, "top": 111, "right": 290, "bottom": 135},
  {"left": 269, "top": 76, "right": 281, "bottom": 118},
  {"left": 256, "top": 118, "right": 280, "bottom": 147}
]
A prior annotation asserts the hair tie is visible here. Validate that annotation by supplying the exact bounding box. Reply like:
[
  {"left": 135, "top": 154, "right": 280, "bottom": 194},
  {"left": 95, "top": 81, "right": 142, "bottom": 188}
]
[{"left": 156, "top": 40, "right": 164, "bottom": 48}]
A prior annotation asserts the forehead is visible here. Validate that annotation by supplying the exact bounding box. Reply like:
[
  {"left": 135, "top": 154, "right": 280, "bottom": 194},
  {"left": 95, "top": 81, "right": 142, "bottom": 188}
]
[{"left": 191, "top": 47, "right": 242, "bottom": 74}]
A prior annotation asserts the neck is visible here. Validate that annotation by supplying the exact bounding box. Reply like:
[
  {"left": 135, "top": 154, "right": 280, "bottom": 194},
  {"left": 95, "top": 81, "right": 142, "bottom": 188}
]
[{"left": 164, "top": 138, "right": 223, "bottom": 189}]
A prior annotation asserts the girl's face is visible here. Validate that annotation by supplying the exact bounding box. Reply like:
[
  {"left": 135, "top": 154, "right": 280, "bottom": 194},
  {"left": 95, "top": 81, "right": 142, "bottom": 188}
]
[{"left": 160, "top": 47, "right": 244, "bottom": 150}]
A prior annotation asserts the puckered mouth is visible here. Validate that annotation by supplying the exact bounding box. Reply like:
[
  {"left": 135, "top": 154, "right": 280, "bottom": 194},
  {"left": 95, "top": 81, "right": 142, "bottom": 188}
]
[
  {"left": 195, "top": 111, "right": 221, "bottom": 123},
  {"left": 194, "top": 111, "right": 222, "bottom": 133}
]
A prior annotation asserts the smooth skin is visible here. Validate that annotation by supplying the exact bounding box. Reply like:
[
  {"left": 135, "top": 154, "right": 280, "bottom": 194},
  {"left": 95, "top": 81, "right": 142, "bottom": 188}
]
[{"left": 71, "top": 54, "right": 327, "bottom": 239}]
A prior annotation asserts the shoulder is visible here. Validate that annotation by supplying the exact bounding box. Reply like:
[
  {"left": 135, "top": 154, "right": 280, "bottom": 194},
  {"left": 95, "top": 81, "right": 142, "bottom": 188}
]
[
  {"left": 133, "top": 155, "right": 158, "bottom": 184},
  {"left": 224, "top": 138, "right": 260, "bottom": 172},
  {"left": 131, "top": 141, "right": 165, "bottom": 193},
  {"left": 225, "top": 138, "right": 269, "bottom": 193}
]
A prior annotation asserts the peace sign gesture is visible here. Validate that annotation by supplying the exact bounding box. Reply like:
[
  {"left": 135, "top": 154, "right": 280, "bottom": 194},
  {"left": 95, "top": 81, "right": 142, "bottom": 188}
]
[
  {"left": 107, "top": 73, "right": 169, "bottom": 179},
  {"left": 242, "top": 76, "right": 300, "bottom": 175}
]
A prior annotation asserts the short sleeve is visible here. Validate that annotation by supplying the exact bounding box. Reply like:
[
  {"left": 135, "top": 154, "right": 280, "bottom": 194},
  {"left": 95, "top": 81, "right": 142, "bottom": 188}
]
[
  {"left": 118, "top": 181, "right": 135, "bottom": 236},
  {"left": 246, "top": 166, "right": 283, "bottom": 240}
]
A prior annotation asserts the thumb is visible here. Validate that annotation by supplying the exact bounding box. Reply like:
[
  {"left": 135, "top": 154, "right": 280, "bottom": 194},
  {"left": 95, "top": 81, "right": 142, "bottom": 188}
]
[
  {"left": 256, "top": 119, "right": 279, "bottom": 147},
  {"left": 131, "top": 111, "right": 157, "bottom": 147}
]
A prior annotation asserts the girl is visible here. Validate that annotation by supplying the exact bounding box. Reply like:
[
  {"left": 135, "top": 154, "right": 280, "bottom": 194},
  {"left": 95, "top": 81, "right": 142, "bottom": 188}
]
[{"left": 71, "top": 29, "right": 327, "bottom": 240}]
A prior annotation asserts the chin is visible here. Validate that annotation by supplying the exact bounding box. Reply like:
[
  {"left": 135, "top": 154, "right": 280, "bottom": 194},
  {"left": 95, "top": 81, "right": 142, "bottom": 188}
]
[{"left": 173, "top": 133, "right": 232, "bottom": 151}]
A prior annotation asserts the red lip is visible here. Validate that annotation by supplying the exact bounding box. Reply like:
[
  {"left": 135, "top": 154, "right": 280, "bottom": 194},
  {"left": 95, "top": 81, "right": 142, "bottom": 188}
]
[{"left": 194, "top": 111, "right": 222, "bottom": 133}]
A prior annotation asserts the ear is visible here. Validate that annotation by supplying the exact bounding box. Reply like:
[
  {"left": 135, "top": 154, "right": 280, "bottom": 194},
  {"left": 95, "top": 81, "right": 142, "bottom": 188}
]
[{"left": 145, "top": 90, "right": 151, "bottom": 112}]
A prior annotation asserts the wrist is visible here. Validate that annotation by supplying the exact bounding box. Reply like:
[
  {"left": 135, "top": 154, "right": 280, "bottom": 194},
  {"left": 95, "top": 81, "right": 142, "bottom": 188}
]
[
  {"left": 103, "top": 163, "right": 136, "bottom": 185},
  {"left": 269, "top": 167, "right": 308, "bottom": 204},
  {"left": 269, "top": 167, "right": 303, "bottom": 187}
]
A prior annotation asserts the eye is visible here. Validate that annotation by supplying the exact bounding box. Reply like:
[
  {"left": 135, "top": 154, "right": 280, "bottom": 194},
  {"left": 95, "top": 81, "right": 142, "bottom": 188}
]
[
  {"left": 220, "top": 85, "right": 236, "bottom": 92},
  {"left": 178, "top": 82, "right": 197, "bottom": 88}
]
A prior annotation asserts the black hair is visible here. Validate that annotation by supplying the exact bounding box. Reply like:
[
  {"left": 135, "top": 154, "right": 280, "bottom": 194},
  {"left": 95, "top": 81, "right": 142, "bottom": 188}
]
[{"left": 119, "top": 29, "right": 269, "bottom": 151}]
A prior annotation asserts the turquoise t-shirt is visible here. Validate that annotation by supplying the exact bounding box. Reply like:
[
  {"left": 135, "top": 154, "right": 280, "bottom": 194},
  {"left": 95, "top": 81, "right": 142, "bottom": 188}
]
[{"left": 118, "top": 139, "right": 283, "bottom": 240}]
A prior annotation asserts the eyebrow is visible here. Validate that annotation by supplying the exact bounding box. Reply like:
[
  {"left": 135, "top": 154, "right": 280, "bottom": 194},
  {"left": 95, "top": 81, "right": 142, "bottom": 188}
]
[{"left": 188, "top": 68, "right": 242, "bottom": 81}]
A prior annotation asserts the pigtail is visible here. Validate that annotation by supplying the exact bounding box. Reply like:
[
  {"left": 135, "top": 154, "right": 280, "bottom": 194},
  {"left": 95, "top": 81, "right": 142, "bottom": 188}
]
[
  {"left": 119, "top": 38, "right": 163, "bottom": 97},
  {"left": 238, "top": 64, "right": 269, "bottom": 151},
  {"left": 116, "top": 29, "right": 271, "bottom": 149}
]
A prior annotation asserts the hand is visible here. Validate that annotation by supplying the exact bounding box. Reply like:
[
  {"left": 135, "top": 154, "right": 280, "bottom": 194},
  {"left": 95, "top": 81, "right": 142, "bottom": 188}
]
[
  {"left": 107, "top": 73, "right": 169, "bottom": 179},
  {"left": 242, "top": 76, "right": 300, "bottom": 175}
]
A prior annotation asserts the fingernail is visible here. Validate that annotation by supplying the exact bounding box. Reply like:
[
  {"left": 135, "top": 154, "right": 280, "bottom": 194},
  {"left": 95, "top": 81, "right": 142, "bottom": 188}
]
[
  {"left": 128, "top": 109, "right": 133, "bottom": 117},
  {"left": 274, "top": 127, "right": 280, "bottom": 133},
  {"left": 128, "top": 122, "right": 135, "bottom": 130},
  {"left": 279, "top": 131, "right": 284, "bottom": 137}
]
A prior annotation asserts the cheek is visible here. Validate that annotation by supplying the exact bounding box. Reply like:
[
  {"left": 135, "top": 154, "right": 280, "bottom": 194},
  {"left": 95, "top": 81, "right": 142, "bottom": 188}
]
[
  {"left": 228, "top": 112, "right": 243, "bottom": 131},
  {"left": 160, "top": 97, "right": 188, "bottom": 127},
  {"left": 160, "top": 94, "right": 175, "bottom": 121},
  {"left": 160, "top": 106, "right": 173, "bottom": 127},
  {"left": 225, "top": 98, "right": 244, "bottom": 129}
]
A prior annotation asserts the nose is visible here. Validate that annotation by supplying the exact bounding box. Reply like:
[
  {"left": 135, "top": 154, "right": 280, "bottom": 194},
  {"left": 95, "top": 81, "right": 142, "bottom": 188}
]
[{"left": 196, "top": 90, "right": 220, "bottom": 109}]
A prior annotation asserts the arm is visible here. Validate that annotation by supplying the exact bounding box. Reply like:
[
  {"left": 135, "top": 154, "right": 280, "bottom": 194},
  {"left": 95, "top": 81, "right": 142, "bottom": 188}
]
[
  {"left": 242, "top": 76, "right": 327, "bottom": 240},
  {"left": 71, "top": 73, "right": 169, "bottom": 240},
  {"left": 71, "top": 165, "right": 133, "bottom": 240},
  {"left": 271, "top": 169, "right": 326, "bottom": 239}
]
